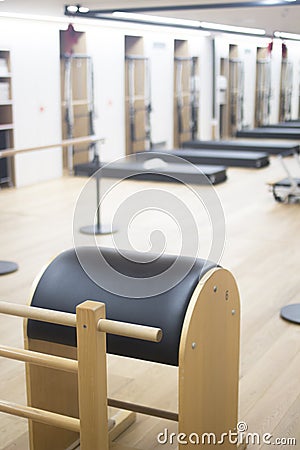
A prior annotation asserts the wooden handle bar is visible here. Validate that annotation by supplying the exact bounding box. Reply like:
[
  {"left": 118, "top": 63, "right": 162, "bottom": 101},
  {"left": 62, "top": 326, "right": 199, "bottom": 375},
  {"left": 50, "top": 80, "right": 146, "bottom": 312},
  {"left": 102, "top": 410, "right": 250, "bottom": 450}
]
[
  {"left": 0, "top": 135, "right": 104, "bottom": 158},
  {"left": 97, "top": 319, "right": 163, "bottom": 343},
  {"left": 0, "top": 301, "right": 162, "bottom": 341},
  {"left": 0, "top": 400, "right": 80, "bottom": 432},
  {"left": 0, "top": 301, "right": 76, "bottom": 327},
  {"left": 0, "top": 345, "right": 78, "bottom": 373}
]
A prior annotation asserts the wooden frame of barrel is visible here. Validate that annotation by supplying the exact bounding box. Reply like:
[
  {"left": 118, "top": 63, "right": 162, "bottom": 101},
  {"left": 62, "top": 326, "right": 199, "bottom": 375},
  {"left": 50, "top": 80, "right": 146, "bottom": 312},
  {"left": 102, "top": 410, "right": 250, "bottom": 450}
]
[{"left": 24, "top": 266, "right": 241, "bottom": 450}]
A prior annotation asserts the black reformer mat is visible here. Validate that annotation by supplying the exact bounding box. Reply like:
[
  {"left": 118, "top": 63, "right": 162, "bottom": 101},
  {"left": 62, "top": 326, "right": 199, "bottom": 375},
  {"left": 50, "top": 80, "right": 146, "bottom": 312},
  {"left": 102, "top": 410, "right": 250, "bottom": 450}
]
[
  {"left": 143, "top": 148, "right": 269, "bottom": 169},
  {"left": 74, "top": 158, "right": 227, "bottom": 185},
  {"left": 236, "top": 127, "right": 300, "bottom": 140},
  {"left": 183, "top": 139, "right": 300, "bottom": 155}
]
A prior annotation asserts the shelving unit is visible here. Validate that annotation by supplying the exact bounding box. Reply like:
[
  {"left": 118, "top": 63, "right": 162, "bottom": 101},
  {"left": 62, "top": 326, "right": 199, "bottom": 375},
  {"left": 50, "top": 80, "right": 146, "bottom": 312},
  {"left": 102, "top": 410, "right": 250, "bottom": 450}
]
[{"left": 0, "top": 50, "right": 14, "bottom": 187}]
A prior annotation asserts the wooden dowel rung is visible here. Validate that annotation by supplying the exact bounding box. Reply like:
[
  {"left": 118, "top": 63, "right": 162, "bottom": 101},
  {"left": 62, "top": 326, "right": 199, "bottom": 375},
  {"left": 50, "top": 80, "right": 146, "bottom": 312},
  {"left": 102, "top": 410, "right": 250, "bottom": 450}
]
[
  {"left": 0, "top": 345, "right": 78, "bottom": 373},
  {"left": 0, "top": 400, "right": 80, "bottom": 432},
  {"left": 97, "top": 319, "right": 162, "bottom": 343},
  {"left": 0, "top": 301, "right": 76, "bottom": 327},
  {"left": 107, "top": 398, "right": 178, "bottom": 422}
]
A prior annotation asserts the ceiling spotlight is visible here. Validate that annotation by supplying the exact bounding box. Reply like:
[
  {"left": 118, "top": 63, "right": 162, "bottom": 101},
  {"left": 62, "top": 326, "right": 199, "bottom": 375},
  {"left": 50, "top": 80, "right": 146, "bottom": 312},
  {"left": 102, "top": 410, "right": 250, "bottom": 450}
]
[
  {"left": 66, "top": 5, "right": 79, "bottom": 13},
  {"left": 79, "top": 6, "right": 90, "bottom": 13}
]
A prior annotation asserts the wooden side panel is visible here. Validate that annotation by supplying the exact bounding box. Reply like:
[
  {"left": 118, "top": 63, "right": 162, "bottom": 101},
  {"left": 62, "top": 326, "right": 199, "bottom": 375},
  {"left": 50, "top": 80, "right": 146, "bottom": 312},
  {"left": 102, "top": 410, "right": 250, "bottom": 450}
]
[
  {"left": 178, "top": 268, "right": 240, "bottom": 449},
  {"left": 25, "top": 339, "right": 79, "bottom": 450}
]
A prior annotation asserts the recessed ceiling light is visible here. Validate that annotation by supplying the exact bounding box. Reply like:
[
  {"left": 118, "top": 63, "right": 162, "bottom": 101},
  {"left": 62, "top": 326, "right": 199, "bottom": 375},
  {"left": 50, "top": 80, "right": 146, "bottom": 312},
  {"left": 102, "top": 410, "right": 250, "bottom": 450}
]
[
  {"left": 79, "top": 6, "right": 89, "bottom": 13},
  {"left": 66, "top": 5, "right": 79, "bottom": 13}
]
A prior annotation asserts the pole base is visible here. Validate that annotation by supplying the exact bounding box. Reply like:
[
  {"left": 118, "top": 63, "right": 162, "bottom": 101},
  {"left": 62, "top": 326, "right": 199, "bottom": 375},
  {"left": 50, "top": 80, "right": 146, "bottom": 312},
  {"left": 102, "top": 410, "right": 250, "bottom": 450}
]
[
  {"left": 80, "top": 224, "right": 116, "bottom": 236},
  {"left": 280, "top": 304, "right": 300, "bottom": 325},
  {"left": 0, "top": 261, "right": 19, "bottom": 276}
]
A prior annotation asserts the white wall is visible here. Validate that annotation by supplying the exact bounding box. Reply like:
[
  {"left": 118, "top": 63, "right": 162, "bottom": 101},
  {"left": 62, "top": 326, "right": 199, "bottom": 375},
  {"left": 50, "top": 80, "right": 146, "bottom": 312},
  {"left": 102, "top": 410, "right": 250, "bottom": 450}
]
[
  {"left": 144, "top": 34, "right": 174, "bottom": 149},
  {"left": 188, "top": 35, "right": 213, "bottom": 140},
  {"left": 240, "top": 44, "right": 257, "bottom": 129},
  {"left": 2, "top": 13, "right": 300, "bottom": 188},
  {"left": 85, "top": 27, "right": 125, "bottom": 162},
  {"left": 0, "top": 17, "right": 62, "bottom": 187}
]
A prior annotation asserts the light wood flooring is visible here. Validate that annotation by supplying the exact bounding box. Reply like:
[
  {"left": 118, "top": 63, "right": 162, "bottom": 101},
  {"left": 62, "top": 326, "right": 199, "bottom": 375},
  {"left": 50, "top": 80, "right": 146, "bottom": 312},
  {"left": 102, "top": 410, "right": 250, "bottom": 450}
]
[{"left": 0, "top": 156, "right": 300, "bottom": 449}]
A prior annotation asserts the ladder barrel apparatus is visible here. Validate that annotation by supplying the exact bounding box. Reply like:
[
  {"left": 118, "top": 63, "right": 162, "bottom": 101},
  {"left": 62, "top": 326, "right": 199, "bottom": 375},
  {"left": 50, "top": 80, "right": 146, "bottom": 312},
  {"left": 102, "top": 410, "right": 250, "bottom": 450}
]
[{"left": 0, "top": 247, "right": 241, "bottom": 450}]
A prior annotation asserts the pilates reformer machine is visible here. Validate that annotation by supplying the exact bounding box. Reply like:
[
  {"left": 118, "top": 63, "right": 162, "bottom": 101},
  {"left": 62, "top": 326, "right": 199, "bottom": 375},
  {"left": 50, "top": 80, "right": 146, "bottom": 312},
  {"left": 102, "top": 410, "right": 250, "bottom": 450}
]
[
  {"left": 136, "top": 148, "right": 270, "bottom": 169},
  {"left": 236, "top": 127, "right": 300, "bottom": 140},
  {"left": 182, "top": 138, "right": 300, "bottom": 156},
  {"left": 0, "top": 247, "right": 243, "bottom": 449},
  {"left": 268, "top": 150, "right": 300, "bottom": 203},
  {"left": 75, "top": 153, "right": 228, "bottom": 185},
  {"left": 263, "top": 121, "right": 300, "bottom": 129}
]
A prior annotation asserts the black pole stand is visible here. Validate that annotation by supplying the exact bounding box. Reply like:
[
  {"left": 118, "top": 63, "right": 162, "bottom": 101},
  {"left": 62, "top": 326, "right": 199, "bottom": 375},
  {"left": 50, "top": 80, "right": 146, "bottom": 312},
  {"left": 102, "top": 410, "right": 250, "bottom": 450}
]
[
  {"left": 280, "top": 304, "right": 300, "bottom": 325},
  {"left": 0, "top": 260, "right": 18, "bottom": 276},
  {"left": 79, "top": 154, "right": 116, "bottom": 236}
]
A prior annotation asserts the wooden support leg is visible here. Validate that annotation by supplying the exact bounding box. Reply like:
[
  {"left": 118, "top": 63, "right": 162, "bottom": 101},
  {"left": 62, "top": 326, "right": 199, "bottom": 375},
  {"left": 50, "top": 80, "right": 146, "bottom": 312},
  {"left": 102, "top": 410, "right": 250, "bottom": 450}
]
[
  {"left": 65, "top": 411, "right": 137, "bottom": 449},
  {"left": 178, "top": 268, "right": 241, "bottom": 450},
  {"left": 76, "top": 301, "right": 109, "bottom": 450},
  {"left": 109, "top": 411, "right": 136, "bottom": 443}
]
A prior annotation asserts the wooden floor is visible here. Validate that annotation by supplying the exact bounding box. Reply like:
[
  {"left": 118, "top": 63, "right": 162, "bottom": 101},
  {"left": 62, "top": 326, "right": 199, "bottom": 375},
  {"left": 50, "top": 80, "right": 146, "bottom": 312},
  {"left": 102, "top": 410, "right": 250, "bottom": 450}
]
[{"left": 0, "top": 157, "right": 300, "bottom": 449}]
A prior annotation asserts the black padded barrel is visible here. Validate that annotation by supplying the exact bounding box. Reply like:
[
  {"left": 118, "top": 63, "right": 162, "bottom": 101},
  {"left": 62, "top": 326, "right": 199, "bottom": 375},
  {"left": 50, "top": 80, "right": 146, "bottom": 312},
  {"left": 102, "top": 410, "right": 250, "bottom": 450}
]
[{"left": 27, "top": 247, "right": 216, "bottom": 366}]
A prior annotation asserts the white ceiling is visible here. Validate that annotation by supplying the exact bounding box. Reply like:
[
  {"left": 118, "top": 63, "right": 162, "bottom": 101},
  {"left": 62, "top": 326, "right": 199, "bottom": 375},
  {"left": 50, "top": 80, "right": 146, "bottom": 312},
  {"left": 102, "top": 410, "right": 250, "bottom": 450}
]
[{"left": 0, "top": 0, "right": 300, "bottom": 35}]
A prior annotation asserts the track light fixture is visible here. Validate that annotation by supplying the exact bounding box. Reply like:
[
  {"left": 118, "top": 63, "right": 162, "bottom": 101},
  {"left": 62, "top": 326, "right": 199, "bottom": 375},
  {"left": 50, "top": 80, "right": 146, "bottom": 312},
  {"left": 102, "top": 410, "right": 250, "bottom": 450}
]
[
  {"left": 65, "top": 5, "right": 89, "bottom": 14},
  {"left": 65, "top": 5, "right": 267, "bottom": 36}
]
